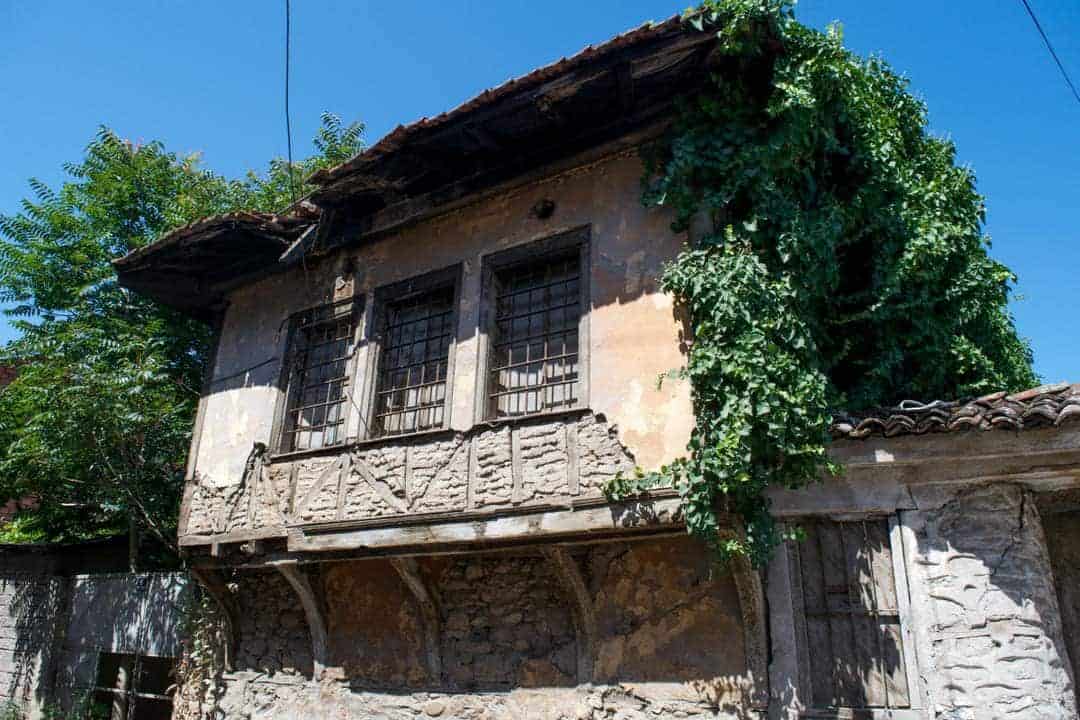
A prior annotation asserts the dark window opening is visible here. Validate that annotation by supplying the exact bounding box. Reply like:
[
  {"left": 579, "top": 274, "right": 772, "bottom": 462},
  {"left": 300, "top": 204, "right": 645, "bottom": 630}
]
[
  {"left": 89, "top": 652, "right": 174, "bottom": 720},
  {"left": 488, "top": 251, "right": 581, "bottom": 418},
  {"left": 280, "top": 299, "right": 360, "bottom": 453},
  {"left": 373, "top": 285, "right": 455, "bottom": 437}
]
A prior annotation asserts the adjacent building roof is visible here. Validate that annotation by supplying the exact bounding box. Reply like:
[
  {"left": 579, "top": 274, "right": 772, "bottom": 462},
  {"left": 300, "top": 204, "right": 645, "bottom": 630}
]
[{"left": 831, "top": 383, "right": 1080, "bottom": 439}]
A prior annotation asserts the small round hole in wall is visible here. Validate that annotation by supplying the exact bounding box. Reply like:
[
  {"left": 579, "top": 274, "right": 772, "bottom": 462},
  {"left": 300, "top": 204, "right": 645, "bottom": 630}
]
[{"left": 530, "top": 198, "right": 556, "bottom": 220}]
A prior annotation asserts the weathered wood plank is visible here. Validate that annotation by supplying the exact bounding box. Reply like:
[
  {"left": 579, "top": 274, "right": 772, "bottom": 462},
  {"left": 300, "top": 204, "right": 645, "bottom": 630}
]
[{"left": 288, "top": 497, "right": 684, "bottom": 554}]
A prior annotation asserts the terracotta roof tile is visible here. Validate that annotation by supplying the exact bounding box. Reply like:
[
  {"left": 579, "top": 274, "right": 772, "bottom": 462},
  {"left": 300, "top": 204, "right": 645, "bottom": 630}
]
[
  {"left": 307, "top": 15, "right": 685, "bottom": 189},
  {"left": 113, "top": 206, "right": 318, "bottom": 270},
  {"left": 831, "top": 383, "right": 1080, "bottom": 439}
]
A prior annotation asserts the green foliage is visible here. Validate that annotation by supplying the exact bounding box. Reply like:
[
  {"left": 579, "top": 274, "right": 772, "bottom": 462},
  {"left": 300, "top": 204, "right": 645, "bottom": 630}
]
[
  {"left": 240, "top": 112, "right": 365, "bottom": 211},
  {"left": 173, "top": 590, "right": 228, "bottom": 719},
  {"left": 0, "top": 698, "right": 86, "bottom": 720},
  {"left": 0, "top": 114, "right": 363, "bottom": 547},
  {"left": 606, "top": 1, "right": 1036, "bottom": 564}
]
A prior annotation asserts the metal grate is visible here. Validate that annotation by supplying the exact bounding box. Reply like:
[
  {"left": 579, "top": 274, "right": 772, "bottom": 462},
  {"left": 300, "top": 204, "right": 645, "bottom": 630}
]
[
  {"left": 488, "top": 251, "right": 580, "bottom": 418},
  {"left": 373, "top": 285, "right": 455, "bottom": 437},
  {"left": 90, "top": 652, "right": 174, "bottom": 720},
  {"left": 281, "top": 300, "right": 357, "bottom": 453}
]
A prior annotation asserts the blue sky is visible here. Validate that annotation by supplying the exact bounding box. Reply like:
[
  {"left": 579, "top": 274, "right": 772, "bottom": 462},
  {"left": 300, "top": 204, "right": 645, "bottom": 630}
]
[{"left": 1, "top": 1, "right": 1077, "bottom": 384}]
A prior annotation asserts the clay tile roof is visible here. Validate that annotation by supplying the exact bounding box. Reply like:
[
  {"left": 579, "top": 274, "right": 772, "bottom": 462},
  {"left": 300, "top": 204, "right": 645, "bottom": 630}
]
[
  {"left": 113, "top": 206, "right": 318, "bottom": 271},
  {"left": 307, "top": 15, "right": 685, "bottom": 190},
  {"left": 112, "top": 204, "right": 320, "bottom": 320},
  {"left": 830, "top": 383, "right": 1080, "bottom": 440}
]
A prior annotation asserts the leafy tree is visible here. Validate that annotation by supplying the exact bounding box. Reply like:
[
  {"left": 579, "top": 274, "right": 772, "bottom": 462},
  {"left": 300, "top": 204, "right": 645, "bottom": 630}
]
[
  {"left": 607, "top": 1, "right": 1036, "bottom": 564},
  {"left": 0, "top": 113, "right": 363, "bottom": 553}
]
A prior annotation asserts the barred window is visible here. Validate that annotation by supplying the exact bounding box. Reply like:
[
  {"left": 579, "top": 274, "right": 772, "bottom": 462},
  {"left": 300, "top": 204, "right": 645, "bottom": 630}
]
[
  {"left": 372, "top": 284, "right": 456, "bottom": 437},
  {"left": 488, "top": 249, "right": 582, "bottom": 418},
  {"left": 90, "top": 652, "right": 174, "bottom": 720},
  {"left": 280, "top": 299, "right": 359, "bottom": 453}
]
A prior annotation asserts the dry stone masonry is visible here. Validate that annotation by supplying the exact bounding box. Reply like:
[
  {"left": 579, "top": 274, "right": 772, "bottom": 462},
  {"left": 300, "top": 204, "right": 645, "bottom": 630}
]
[{"left": 196, "top": 537, "right": 759, "bottom": 720}]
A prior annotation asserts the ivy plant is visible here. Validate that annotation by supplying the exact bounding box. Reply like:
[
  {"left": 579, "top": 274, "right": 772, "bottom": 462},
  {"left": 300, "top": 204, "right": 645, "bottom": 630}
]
[{"left": 606, "top": 0, "right": 1036, "bottom": 565}]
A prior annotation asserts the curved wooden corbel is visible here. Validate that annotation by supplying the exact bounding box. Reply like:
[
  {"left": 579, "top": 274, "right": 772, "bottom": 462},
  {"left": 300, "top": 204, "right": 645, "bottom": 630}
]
[
  {"left": 190, "top": 567, "right": 240, "bottom": 672},
  {"left": 390, "top": 557, "right": 442, "bottom": 682},
  {"left": 542, "top": 546, "right": 597, "bottom": 683},
  {"left": 271, "top": 560, "right": 329, "bottom": 680},
  {"left": 726, "top": 542, "right": 770, "bottom": 710}
]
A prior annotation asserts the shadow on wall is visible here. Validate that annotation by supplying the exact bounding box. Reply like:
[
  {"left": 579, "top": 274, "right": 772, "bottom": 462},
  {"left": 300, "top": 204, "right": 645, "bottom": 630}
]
[
  {"left": 1, "top": 566, "right": 188, "bottom": 712},
  {"left": 204, "top": 206, "right": 684, "bottom": 423},
  {"left": 909, "top": 483, "right": 1078, "bottom": 716},
  {"left": 226, "top": 537, "right": 761, "bottom": 719},
  {"left": 2, "top": 575, "right": 67, "bottom": 707},
  {"left": 787, "top": 517, "right": 909, "bottom": 711}
]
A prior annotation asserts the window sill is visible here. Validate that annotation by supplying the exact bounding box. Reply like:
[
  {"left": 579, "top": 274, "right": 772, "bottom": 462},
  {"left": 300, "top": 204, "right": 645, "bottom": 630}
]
[
  {"left": 268, "top": 407, "right": 596, "bottom": 465},
  {"left": 476, "top": 406, "right": 592, "bottom": 430}
]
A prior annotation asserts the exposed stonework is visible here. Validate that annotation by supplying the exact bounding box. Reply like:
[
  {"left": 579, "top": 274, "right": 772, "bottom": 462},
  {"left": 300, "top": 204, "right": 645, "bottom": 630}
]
[
  {"left": 440, "top": 554, "right": 579, "bottom": 690},
  {"left": 905, "top": 484, "right": 1078, "bottom": 719},
  {"left": 197, "top": 537, "right": 758, "bottom": 720},
  {"left": 233, "top": 570, "right": 313, "bottom": 678},
  {"left": 211, "top": 681, "right": 761, "bottom": 720},
  {"left": 182, "top": 412, "right": 637, "bottom": 543}
]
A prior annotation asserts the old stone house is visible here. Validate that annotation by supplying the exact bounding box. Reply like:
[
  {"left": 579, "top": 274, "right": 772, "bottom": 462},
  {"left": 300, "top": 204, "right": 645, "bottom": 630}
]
[{"left": 115, "top": 16, "right": 1079, "bottom": 720}]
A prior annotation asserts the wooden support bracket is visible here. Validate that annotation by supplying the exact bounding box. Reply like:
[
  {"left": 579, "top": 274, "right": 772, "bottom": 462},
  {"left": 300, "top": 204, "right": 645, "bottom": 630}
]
[
  {"left": 390, "top": 557, "right": 442, "bottom": 682},
  {"left": 725, "top": 537, "right": 771, "bottom": 710},
  {"left": 542, "top": 546, "right": 597, "bottom": 683},
  {"left": 271, "top": 560, "right": 329, "bottom": 680},
  {"left": 190, "top": 567, "right": 240, "bottom": 672}
]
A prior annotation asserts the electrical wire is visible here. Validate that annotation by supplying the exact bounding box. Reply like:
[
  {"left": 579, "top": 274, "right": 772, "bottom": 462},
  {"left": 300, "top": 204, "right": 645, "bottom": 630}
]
[
  {"left": 1019, "top": 0, "right": 1080, "bottom": 107},
  {"left": 285, "top": 0, "right": 298, "bottom": 205},
  {"left": 283, "top": 0, "right": 314, "bottom": 296}
]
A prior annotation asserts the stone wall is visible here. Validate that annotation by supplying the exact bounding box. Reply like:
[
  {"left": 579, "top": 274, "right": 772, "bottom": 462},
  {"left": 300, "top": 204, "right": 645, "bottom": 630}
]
[
  {"left": 203, "top": 536, "right": 760, "bottom": 720},
  {"left": 904, "top": 484, "right": 1078, "bottom": 719},
  {"left": 234, "top": 570, "right": 314, "bottom": 679}
]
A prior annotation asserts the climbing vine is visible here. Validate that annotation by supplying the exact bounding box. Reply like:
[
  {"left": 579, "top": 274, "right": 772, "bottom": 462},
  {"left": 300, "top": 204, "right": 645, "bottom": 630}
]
[
  {"left": 606, "top": 0, "right": 1036, "bottom": 565},
  {"left": 172, "top": 590, "right": 228, "bottom": 720}
]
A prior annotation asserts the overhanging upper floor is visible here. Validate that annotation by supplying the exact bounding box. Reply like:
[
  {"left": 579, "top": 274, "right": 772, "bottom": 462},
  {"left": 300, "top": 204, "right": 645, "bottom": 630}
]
[{"left": 113, "top": 15, "right": 721, "bottom": 319}]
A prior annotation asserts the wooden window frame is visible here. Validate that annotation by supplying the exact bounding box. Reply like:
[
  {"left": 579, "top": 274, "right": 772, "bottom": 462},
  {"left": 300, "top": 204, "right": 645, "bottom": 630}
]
[
  {"left": 476, "top": 227, "right": 591, "bottom": 424},
  {"left": 361, "top": 264, "right": 463, "bottom": 440},
  {"left": 272, "top": 297, "right": 365, "bottom": 455}
]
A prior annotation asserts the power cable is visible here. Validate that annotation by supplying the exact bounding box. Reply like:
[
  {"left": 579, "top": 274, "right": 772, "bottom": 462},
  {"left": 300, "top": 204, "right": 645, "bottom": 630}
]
[
  {"left": 285, "top": 0, "right": 298, "bottom": 205},
  {"left": 1019, "top": 0, "right": 1080, "bottom": 107}
]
